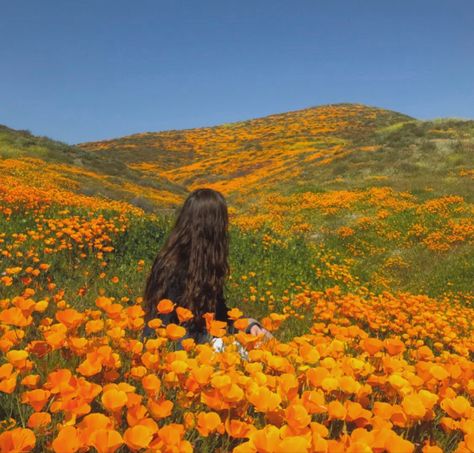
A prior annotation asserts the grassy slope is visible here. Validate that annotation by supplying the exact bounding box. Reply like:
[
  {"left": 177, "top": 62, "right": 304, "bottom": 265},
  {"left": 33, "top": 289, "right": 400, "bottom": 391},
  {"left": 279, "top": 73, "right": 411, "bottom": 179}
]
[{"left": 312, "top": 118, "right": 474, "bottom": 202}]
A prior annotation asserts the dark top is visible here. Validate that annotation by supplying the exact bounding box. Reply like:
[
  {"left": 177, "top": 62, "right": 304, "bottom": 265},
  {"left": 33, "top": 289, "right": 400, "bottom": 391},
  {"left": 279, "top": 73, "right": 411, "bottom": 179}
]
[{"left": 142, "top": 270, "right": 238, "bottom": 347}]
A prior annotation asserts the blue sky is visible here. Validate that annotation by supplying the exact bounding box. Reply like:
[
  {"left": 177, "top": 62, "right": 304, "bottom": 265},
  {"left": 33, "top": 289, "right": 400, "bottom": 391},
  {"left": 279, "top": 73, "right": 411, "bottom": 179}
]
[{"left": 1, "top": 0, "right": 473, "bottom": 144}]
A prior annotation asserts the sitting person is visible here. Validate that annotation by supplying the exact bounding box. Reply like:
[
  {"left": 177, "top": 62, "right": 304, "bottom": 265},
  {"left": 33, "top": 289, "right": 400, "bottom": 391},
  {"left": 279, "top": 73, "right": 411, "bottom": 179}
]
[{"left": 142, "top": 188, "right": 271, "bottom": 348}]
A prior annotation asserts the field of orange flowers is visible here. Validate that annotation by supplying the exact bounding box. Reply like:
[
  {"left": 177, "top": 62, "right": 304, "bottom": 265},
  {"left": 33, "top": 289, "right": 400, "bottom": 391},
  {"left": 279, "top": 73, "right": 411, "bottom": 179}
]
[{"left": 1, "top": 165, "right": 474, "bottom": 451}]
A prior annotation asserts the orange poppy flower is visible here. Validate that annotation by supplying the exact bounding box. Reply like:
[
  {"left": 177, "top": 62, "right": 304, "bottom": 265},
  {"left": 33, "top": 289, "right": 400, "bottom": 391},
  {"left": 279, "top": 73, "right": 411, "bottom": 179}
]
[
  {"left": 0, "top": 276, "right": 13, "bottom": 286},
  {"left": 299, "top": 342, "right": 320, "bottom": 364},
  {"left": 123, "top": 425, "right": 154, "bottom": 451},
  {"left": 429, "top": 365, "right": 449, "bottom": 381},
  {"left": 440, "top": 416, "right": 459, "bottom": 432},
  {"left": 401, "top": 394, "right": 426, "bottom": 420},
  {"left": 55, "top": 308, "right": 84, "bottom": 330},
  {"left": 27, "top": 412, "right": 51, "bottom": 430},
  {"left": 85, "top": 319, "right": 105, "bottom": 335},
  {"left": 34, "top": 300, "right": 48, "bottom": 313},
  {"left": 147, "top": 318, "right": 163, "bottom": 329},
  {"left": 190, "top": 365, "right": 214, "bottom": 386},
  {"left": 227, "top": 308, "right": 243, "bottom": 320},
  {"left": 384, "top": 338, "right": 406, "bottom": 356},
  {"left": 141, "top": 374, "right": 161, "bottom": 395},
  {"left": 440, "top": 396, "right": 472, "bottom": 419},
  {"left": 78, "top": 413, "right": 113, "bottom": 434},
  {"left": 362, "top": 337, "right": 384, "bottom": 355},
  {"left": 0, "top": 307, "right": 31, "bottom": 327},
  {"left": 181, "top": 338, "right": 196, "bottom": 351},
  {"left": 250, "top": 425, "right": 281, "bottom": 452},
  {"left": 327, "top": 400, "right": 347, "bottom": 420},
  {"left": 101, "top": 388, "right": 128, "bottom": 412},
  {"left": 157, "top": 423, "right": 185, "bottom": 446},
  {"left": 306, "top": 366, "right": 330, "bottom": 387},
  {"left": 21, "top": 389, "right": 51, "bottom": 412},
  {"left": 52, "top": 426, "right": 81, "bottom": 453},
  {"left": 301, "top": 390, "right": 327, "bottom": 414},
  {"left": 0, "top": 370, "right": 18, "bottom": 394},
  {"left": 247, "top": 386, "right": 281, "bottom": 413},
  {"left": 176, "top": 306, "right": 194, "bottom": 323},
  {"left": 321, "top": 376, "right": 339, "bottom": 392},
  {"left": 373, "top": 402, "right": 394, "bottom": 420},
  {"left": 418, "top": 390, "right": 439, "bottom": 411},
  {"left": 201, "top": 388, "right": 232, "bottom": 411},
  {"left": 76, "top": 353, "right": 103, "bottom": 377},
  {"left": 147, "top": 398, "right": 173, "bottom": 419},
  {"left": 463, "top": 434, "right": 474, "bottom": 452},
  {"left": 0, "top": 428, "right": 36, "bottom": 453},
  {"left": 157, "top": 299, "right": 175, "bottom": 314},
  {"left": 207, "top": 319, "right": 227, "bottom": 337},
  {"left": 225, "top": 419, "right": 255, "bottom": 438},
  {"left": 285, "top": 404, "right": 311, "bottom": 430},
  {"left": 20, "top": 374, "right": 40, "bottom": 389},
  {"left": 89, "top": 429, "right": 123, "bottom": 453},
  {"left": 6, "top": 350, "right": 29, "bottom": 369},
  {"left": 126, "top": 403, "right": 148, "bottom": 427},
  {"left": 234, "top": 332, "right": 262, "bottom": 349},
  {"left": 170, "top": 359, "right": 189, "bottom": 374},
  {"left": 196, "top": 412, "right": 223, "bottom": 437},
  {"left": 277, "top": 373, "right": 299, "bottom": 401},
  {"left": 339, "top": 376, "right": 361, "bottom": 394},
  {"left": 0, "top": 363, "right": 13, "bottom": 380},
  {"left": 348, "top": 428, "right": 374, "bottom": 452},
  {"left": 391, "top": 404, "right": 409, "bottom": 428},
  {"left": 233, "top": 318, "right": 250, "bottom": 331},
  {"left": 44, "top": 369, "right": 73, "bottom": 394},
  {"left": 43, "top": 325, "right": 67, "bottom": 350},
  {"left": 165, "top": 324, "right": 186, "bottom": 340}
]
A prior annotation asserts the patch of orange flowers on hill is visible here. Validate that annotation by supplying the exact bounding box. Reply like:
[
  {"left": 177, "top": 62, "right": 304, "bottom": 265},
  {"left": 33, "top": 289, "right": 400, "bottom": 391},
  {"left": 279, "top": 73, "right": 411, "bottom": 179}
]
[
  {"left": 231, "top": 187, "right": 474, "bottom": 255},
  {"left": 0, "top": 157, "right": 180, "bottom": 214},
  {"left": 80, "top": 104, "right": 404, "bottom": 196}
]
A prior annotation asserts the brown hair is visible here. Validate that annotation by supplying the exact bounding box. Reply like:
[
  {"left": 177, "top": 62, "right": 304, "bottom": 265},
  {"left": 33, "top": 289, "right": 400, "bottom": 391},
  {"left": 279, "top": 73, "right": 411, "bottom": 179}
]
[{"left": 143, "top": 188, "right": 230, "bottom": 330}]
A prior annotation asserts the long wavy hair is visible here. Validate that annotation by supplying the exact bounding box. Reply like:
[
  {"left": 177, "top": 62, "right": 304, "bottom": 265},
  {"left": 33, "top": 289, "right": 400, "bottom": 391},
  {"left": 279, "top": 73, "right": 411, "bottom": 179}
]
[{"left": 143, "top": 188, "right": 230, "bottom": 331}]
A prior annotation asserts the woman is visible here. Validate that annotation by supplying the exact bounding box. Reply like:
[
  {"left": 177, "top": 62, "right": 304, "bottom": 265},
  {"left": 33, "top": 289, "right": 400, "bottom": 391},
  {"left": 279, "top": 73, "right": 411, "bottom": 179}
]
[{"left": 142, "top": 188, "right": 271, "bottom": 347}]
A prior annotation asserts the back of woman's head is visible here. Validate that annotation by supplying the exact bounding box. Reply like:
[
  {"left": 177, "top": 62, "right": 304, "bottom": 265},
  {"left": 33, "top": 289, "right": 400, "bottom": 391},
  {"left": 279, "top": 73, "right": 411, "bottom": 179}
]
[{"left": 143, "top": 188, "right": 229, "bottom": 329}]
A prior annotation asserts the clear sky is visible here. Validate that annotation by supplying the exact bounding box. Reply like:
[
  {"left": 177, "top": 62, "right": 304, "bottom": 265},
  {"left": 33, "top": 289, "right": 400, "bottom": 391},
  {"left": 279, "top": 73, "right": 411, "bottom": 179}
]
[{"left": 1, "top": 0, "right": 473, "bottom": 144}]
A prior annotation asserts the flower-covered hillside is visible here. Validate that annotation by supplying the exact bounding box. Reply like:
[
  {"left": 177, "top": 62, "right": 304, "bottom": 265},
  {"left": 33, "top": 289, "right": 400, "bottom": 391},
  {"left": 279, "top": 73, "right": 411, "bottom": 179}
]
[{"left": 1, "top": 173, "right": 473, "bottom": 452}]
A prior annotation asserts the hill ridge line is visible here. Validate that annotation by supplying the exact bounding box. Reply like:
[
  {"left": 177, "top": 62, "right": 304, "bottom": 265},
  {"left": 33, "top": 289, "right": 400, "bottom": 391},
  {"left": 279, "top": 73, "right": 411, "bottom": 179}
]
[{"left": 75, "top": 102, "right": 414, "bottom": 146}]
